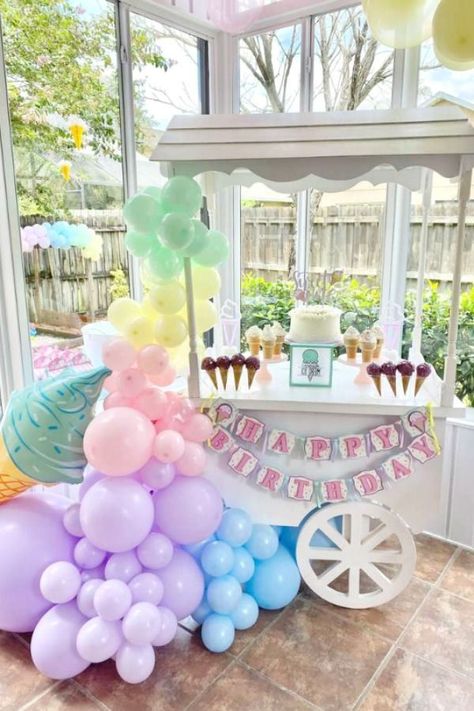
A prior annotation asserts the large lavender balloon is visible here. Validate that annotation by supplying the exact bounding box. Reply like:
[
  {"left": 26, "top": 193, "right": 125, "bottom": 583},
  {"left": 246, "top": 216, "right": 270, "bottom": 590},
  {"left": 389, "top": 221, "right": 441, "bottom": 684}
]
[
  {"left": 31, "top": 602, "right": 90, "bottom": 679},
  {"left": 158, "top": 549, "right": 204, "bottom": 620},
  {"left": 0, "top": 492, "right": 76, "bottom": 632}
]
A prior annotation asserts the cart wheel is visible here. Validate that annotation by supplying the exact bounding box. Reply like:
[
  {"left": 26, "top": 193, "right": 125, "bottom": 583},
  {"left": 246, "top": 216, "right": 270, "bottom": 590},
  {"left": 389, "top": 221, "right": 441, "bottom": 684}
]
[{"left": 296, "top": 501, "right": 416, "bottom": 609}]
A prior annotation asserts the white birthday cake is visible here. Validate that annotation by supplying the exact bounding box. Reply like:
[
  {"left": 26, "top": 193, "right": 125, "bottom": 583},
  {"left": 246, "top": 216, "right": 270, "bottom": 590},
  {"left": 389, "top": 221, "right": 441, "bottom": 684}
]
[{"left": 288, "top": 305, "right": 342, "bottom": 343}]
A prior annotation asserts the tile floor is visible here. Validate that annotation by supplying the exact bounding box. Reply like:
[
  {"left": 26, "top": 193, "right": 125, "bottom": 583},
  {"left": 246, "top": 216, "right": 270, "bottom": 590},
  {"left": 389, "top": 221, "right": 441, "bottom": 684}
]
[{"left": 2, "top": 534, "right": 474, "bottom": 711}]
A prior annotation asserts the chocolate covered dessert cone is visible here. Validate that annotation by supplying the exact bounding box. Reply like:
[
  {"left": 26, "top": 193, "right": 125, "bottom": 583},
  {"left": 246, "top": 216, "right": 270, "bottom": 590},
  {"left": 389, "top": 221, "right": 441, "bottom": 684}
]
[
  {"left": 387, "top": 375, "right": 397, "bottom": 396},
  {"left": 414, "top": 363, "right": 432, "bottom": 396},
  {"left": 414, "top": 376, "right": 424, "bottom": 396},
  {"left": 367, "top": 363, "right": 382, "bottom": 395},
  {"left": 201, "top": 357, "right": 218, "bottom": 389},
  {"left": 245, "top": 356, "right": 260, "bottom": 389},
  {"left": 373, "top": 375, "right": 382, "bottom": 395},
  {"left": 402, "top": 375, "right": 411, "bottom": 394},
  {"left": 231, "top": 354, "right": 246, "bottom": 390}
]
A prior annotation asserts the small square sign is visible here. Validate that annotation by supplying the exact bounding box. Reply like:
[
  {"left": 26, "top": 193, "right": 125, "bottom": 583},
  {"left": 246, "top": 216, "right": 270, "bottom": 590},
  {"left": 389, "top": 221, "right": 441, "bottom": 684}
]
[{"left": 289, "top": 343, "right": 333, "bottom": 387}]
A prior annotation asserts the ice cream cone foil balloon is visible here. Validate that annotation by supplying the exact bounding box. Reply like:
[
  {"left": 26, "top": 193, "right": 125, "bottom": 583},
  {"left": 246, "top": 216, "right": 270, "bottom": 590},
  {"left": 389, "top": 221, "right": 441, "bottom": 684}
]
[{"left": 0, "top": 366, "right": 110, "bottom": 503}]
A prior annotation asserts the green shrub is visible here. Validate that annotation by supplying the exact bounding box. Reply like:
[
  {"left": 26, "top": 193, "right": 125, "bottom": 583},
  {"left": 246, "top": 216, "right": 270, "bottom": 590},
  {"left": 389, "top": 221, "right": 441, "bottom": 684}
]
[
  {"left": 241, "top": 273, "right": 474, "bottom": 405},
  {"left": 109, "top": 268, "right": 130, "bottom": 301}
]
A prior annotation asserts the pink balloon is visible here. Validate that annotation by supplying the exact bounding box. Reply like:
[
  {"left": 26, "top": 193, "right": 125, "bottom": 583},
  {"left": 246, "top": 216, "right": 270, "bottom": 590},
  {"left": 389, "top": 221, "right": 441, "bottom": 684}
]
[
  {"left": 102, "top": 338, "right": 136, "bottom": 371},
  {"left": 149, "top": 366, "right": 176, "bottom": 387},
  {"left": 103, "top": 372, "right": 120, "bottom": 393},
  {"left": 104, "top": 392, "right": 134, "bottom": 410},
  {"left": 134, "top": 387, "right": 167, "bottom": 420},
  {"left": 153, "top": 430, "right": 185, "bottom": 464},
  {"left": 84, "top": 407, "right": 155, "bottom": 476},
  {"left": 117, "top": 368, "right": 147, "bottom": 398},
  {"left": 137, "top": 344, "right": 169, "bottom": 374},
  {"left": 180, "top": 413, "right": 213, "bottom": 442},
  {"left": 175, "top": 441, "right": 206, "bottom": 477}
]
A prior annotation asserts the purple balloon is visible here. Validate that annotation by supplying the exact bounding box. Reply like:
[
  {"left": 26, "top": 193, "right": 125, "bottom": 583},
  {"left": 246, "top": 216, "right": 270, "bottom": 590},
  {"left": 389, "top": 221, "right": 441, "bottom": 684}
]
[
  {"left": 154, "top": 476, "right": 223, "bottom": 545},
  {"left": 129, "top": 572, "right": 164, "bottom": 605},
  {"left": 76, "top": 616, "right": 123, "bottom": 663},
  {"left": 93, "top": 579, "right": 132, "bottom": 621},
  {"left": 122, "top": 602, "right": 162, "bottom": 645},
  {"left": 78, "top": 468, "right": 104, "bottom": 501},
  {"left": 31, "top": 602, "right": 90, "bottom": 679},
  {"left": 81, "top": 564, "right": 106, "bottom": 582},
  {"left": 116, "top": 642, "right": 155, "bottom": 684},
  {"left": 74, "top": 538, "right": 107, "bottom": 570},
  {"left": 40, "top": 561, "right": 82, "bottom": 604},
  {"left": 63, "top": 504, "right": 84, "bottom": 538},
  {"left": 0, "top": 492, "right": 76, "bottom": 632},
  {"left": 80, "top": 477, "right": 154, "bottom": 553},
  {"left": 152, "top": 606, "right": 177, "bottom": 647},
  {"left": 157, "top": 548, "right": 204, "bottom": 620},
  {"left": 105, "top": 551, "right": 142, "bottom": 582},
  {"left": 136, "top": 532, "right": 173, "bottom": 570},
  {"left": 77, "top": 579, "right": 103, "bottom": 618},
  {"left": 138, "top": 458, "right": 176, "bottom": 490}
]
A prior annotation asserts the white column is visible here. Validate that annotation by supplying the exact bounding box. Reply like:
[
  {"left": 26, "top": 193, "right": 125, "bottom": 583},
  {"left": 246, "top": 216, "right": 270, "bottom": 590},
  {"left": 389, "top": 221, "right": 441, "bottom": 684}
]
[
  {"left": 441, "top": 168, "right": 472, "bottom": 407},
  {"left": 409, "top": 170, "right": 433, "bottom": 363},
  {"left": 0, "top": 20, "right": 33, "bottom": 401}
]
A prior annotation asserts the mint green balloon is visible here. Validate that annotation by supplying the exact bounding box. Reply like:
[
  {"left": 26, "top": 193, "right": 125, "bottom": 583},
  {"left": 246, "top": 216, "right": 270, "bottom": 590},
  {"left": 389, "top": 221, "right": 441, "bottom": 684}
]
[
  {"left": 143, "top": 186, "right": 162, "bottom": 202},
  {"left": 145, "top": 246, "right": 183, "bottom": 282},
  {"left": 161, "top": 176, "right": 202, "bottom": 218},
  {"left": 181, "top": 220, "right": 210, "bottom": 258},
  {"left": 123, "top": 194, "right": 164, "bottom": 234},
  {"left": 125, "top": 231, "right": 157, "bottom": 258},
  {"left": 193, "top": 230, "right": 229, "bottom": 267},
  {"left": 159, "top": 212, "right": 194, "bottom": 251}
]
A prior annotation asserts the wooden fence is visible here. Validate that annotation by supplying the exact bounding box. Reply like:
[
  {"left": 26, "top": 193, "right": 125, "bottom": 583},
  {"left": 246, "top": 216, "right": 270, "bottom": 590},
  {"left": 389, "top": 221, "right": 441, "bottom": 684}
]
[{"left": 20, "top": 202, "right": 474, "bottom": 333}]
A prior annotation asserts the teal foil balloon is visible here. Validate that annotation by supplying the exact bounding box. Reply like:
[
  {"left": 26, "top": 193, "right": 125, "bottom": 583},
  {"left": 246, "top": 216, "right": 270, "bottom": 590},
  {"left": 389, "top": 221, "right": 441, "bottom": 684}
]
[
  {"left": 192, "top": 230, "right": 229, "bottom": 267},
  {"left": 161, "top": 176, "right": 202, "bottom": 218},
  {"left": 1, "top": 367, "right": 110, "bottom": 496},
  {"left": 123, "top": 194, "right": 164, "bottom": 234}
]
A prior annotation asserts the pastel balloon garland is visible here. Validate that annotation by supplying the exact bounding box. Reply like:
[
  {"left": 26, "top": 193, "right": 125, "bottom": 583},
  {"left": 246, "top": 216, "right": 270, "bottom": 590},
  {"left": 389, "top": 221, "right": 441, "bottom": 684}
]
[
  {"left": 21, "top": 220, "right": 103, "bottom": 261},
  {"left": 363, "top": 0, "right": 474, "bottom": 70}
]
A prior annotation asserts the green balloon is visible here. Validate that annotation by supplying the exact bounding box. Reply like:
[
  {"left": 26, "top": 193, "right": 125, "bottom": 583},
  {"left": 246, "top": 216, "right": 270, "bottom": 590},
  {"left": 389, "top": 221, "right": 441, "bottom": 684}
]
[
  {"left": 192, "top": 230, "right": 229, "bottom": 267},
  {"left": 159, "top": 212, "right": 194, "bottom": 251},
  {"left": 123, "top": 194, "right": 164, "bottom": 234},
  {"left": 161, "top": 176, "right": 202, "bottom": 218},
  {"left": 145, "top": 245, "right": 183, "bottom": 282},
  {"left": 125, "top": 231, "right": 157, "bottom": 258},
  {"left": 181, "top": 220, "right": 210, "bottom": 257},
  {"left": 143, "top": 186, "right": 162, "bottom": 202}
]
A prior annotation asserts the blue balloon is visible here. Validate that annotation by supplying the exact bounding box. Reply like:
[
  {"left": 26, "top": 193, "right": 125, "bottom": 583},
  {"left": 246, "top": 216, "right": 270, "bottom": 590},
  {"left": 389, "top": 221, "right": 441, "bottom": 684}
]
[
  {"left": 216, "top": 508, "right": 252, "bottom": 547},
  {"left": 201, "top": 614, "right": 235, "bottom": 653},
  {"left": 245, "top": 524, "right": 279, "bottom": 561},
  {"left": 206, "top": 575, "right": 242, "bottom": 615},
  {"left": 245, "top": 545, "right": 300, "bottom": 610},
  {"left": 230, "top": 593, "right": 259, "bottom": 630},
  {"left": 230, "top": 547, "right": 255, "bottom": 584},
  {"left": 201, "top": 541, "right": 235, "bottom": 578},
  {"left": 273, "top": 526, "right": 282, "bottom": 538},
  {"left": 279, "top": 526, "right": 299, "bottom": 558},
  {"left": 184, "top": 535, "right": 216, "bottom": 560},
  {"left": 191, "top": 598, "right": 212, "bottom": 625}
]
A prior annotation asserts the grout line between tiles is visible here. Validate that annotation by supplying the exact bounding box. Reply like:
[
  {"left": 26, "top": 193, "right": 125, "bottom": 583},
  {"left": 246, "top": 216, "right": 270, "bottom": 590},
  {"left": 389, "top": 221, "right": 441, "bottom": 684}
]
[
  {"left": 183, "top": 658, "right": 238, "bottom": 711},
  {"left": 395, "top": 644, "right": 474, "bottom": 683},
  {"left": 432, "top": 545, "right": 462, "bottom": 588},
  {"left": 69, "top": 679, "right": 112, "bottom": 711},
  {"left": 18, "top": 680, "right": 63, "bottom": 710}
]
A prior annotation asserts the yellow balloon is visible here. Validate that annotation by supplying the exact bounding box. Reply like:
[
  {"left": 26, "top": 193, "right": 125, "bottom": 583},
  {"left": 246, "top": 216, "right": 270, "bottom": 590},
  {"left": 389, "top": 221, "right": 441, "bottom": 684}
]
[
  {"left": 155, "top": 315, "right": 188, "bottom": 348},
  {"left": 168, "top": 337, "right": 205, "bottom": 370},
  {"left": 190, "top": 266, "right": 221, "bottom": 300},
  {"left": 141, "top": 294, "right": 158, "bottom": 319},
  {"left": 125, "top": 316, "right": 156, "bottom": 349},
  {"left": 433, "top": 0, "right": 474, "bottom": 69},
  {"left": 363, "top": 0, "right": 439, "bottom": 49},
  {"left": 149, "top": 280, "right": 186, "bottom": 315},
  {"left": 194, "top": 299, "right": 218, "bottom": 333},
  {"left": 108, "top": 298, "right": 142, "bottom": 330}
]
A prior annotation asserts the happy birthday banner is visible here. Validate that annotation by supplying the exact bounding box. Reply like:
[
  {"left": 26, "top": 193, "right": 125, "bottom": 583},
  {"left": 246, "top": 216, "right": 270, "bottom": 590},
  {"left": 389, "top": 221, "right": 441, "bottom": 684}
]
[{"left": 205, "top": 400, "right": 441, "bottom": 506}]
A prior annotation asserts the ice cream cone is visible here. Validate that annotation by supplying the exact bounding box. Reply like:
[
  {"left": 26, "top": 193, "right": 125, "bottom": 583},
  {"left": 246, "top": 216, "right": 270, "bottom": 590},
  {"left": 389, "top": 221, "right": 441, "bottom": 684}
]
[
  {"left": 361, "top": 345, "right": 375, "bottom": 364},
  {"left": 247, "top": 367, "right": 257, "bottom": 388},
  {"left": 247, "top": 336, "right": 261, "bottom": 357},
  {"left": 402, "top": 374, "right": 411, "bottom": 394},
  {"left": 372, "top": 375, "right": 382, "bottom": 395},
  {"left": 207, "top": 370, "right": 218, "bottom": 389},
  {"left": 0, "top": 437, "right": 38, "bottom": 503},
  {"left": 233, "top": 364, "right": 243, "bottom": 389},
  {"left": 414, "top": 376, "right": 425, "bottom": 396},
  {"left": 373, "top": 338, "right": 384, "bottom": 359},
  {"left": 262, "top": 342, "right": 274, "bottom": 360},
  {"left": 387, "top": 375, "right": 397, "bottom": 396},
  {"left": 345, "top": 339, "right": 359, "bottom": 360},
  {"left": 216, "top": 356, "right": 231, "bottom": 391},
  {"left": 219, "top": 368, "right": 228, "bottom": 389},
  {"left": 245, "top": 356, "right": 260, "bottom": 389},
  {"left": 273, "top": 335, "right": 285, "bottom": 357}
]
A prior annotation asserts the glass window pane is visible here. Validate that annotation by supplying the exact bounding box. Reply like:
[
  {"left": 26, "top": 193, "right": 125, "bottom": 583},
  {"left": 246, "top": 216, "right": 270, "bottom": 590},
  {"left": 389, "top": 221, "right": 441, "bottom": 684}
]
[
  {"left": 2, "top": 0, "right": 128, "bottom": 380},
  {"left": 313, "top": 7, "right": 394, "bottom": 111},
  {"left": 418, "top": 39, "right": 474, "bottom": 105},
  {"left": 239, "top": 24, "right": 302, "bottom": 113},
  {"left": 130, "top": 13, "right": 201, "bottom": 188}
]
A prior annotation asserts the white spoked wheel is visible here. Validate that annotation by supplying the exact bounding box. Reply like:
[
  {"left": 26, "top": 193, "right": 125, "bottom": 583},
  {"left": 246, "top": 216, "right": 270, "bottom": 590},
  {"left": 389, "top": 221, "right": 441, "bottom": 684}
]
[{"left": 296, "top": 501, "right": 416, "bottom": 609}]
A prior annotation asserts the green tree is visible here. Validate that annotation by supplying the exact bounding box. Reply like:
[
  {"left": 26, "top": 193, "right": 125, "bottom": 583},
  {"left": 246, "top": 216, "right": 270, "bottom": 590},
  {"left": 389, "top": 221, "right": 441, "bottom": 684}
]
[{"left": 0, "top": 0, "right": 167, "bottom": 215}]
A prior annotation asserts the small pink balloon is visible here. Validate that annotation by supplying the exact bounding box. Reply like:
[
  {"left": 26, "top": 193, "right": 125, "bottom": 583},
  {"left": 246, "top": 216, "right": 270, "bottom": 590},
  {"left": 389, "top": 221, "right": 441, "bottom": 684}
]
[
  {"left": 175, "top": 441, "right": 207, "bottom": 477},
  {"left": 154, "top": 418, "right": 173, "bottom": 434},
  {"left": 102, "top": 338, "right": 136, "bottom": 371},
  {"left": 103, "top": 372, "right": 120, "bottom": 393},
  {"left": 180, "top": 414, "right": 213, "bottom": 442},
  {"left": 175, "top": 398, "right": 195, "bottom": 423},
  {"left": 149, "top": 366, "right": 176, "bottom": 387},
  {"left": 137, "top": 344, "right": 169, "bottom": 375},
  {"left": 133, "top": 387, "right": 167, "bottom": 420},
  {"left": 84, "top": 407, "right": 156, "bottom": 476},
  {"left": 153, "top": 430, "right": 185, "bottom": 464},
  {"left": 117, "top": 368, "right": 147, "bottom": 398},
  {"left": 104, "top": 392, "right": 134, "bottom": 410}
]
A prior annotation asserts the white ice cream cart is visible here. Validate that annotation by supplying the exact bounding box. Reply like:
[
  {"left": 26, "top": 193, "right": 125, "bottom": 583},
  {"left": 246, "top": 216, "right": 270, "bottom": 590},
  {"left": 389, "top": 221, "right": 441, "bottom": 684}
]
[{"left": 152, "top": 106, "right": 473, "bottom": 608}]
